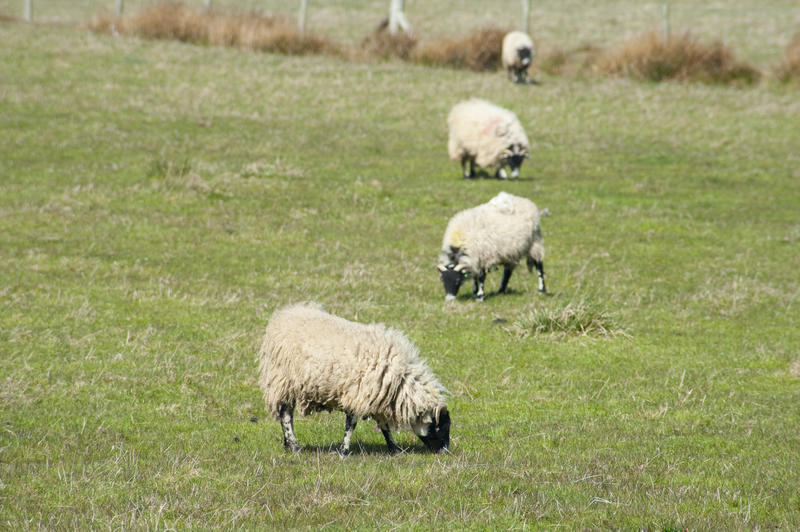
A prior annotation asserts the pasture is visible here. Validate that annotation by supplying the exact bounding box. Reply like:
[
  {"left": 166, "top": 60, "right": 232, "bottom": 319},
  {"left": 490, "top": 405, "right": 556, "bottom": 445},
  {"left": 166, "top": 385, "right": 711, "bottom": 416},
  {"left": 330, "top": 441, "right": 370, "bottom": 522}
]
[{"left": 1, "top": 3, "right": 800, "bottom": 529}]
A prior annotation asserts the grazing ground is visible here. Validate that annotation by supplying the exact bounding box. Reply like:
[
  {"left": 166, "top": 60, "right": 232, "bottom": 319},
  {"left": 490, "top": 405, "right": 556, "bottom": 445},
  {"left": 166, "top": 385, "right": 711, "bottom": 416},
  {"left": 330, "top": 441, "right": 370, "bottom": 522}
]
[{"left": 2, "top": 15, "right": 800, "bottom": 530}]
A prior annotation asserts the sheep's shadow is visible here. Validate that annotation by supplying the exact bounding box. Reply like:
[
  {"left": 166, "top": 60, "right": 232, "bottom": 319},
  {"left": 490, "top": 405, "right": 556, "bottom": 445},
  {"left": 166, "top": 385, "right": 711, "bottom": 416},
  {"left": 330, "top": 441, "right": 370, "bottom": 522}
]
[
  {"left": 461, "top": 173, "right": 538, "bottom": 182},
  {"left": 451, "top": 286, "right": 551, "bottom": 302},
  {"left": 307, "top": 442, "right": 432, "bottom": 456}
]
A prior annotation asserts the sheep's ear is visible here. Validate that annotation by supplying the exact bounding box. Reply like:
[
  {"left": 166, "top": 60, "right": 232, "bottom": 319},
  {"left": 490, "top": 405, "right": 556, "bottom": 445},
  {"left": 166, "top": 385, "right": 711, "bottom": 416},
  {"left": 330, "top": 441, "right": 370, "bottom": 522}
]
[
  {"left": 436, "top": 406, "right": 450, "bottom": 424},
  {"left": 453, "top": 263, "right": 466, "bottom": 272},
  {"left": 436, "top": 264, "right": 447, "bottom": 272}
]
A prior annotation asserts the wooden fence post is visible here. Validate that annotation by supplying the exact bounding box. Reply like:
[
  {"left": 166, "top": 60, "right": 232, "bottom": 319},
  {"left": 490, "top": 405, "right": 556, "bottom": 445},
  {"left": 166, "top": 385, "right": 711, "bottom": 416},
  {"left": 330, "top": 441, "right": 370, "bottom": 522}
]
[
  {"left": 522, "top": 0, "right": 531, "bottom": 34},
  {"left": 205, "top": 0, "right": 211, "bottom": 9},
  {"left": 663, "top": 2, "right": 670, "bottom": 42},
  {"left": 116, "top": 0, "right": 123, "bottom": 17},
  {"left": 298, "top": 0, "right": 308, "bottom": 36},
  {"left": 388, "top": 0, "right": 411, "bottom": 35},
  {"left": 25, "top": 0, "right": 32, "bottom": 21}
]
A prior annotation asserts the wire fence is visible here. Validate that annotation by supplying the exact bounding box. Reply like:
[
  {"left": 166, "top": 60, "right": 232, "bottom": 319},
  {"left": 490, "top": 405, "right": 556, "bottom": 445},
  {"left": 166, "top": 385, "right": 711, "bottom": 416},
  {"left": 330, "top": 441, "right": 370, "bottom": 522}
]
[{"left": 1, "top": 0, "right": 797, "bottom": 64}]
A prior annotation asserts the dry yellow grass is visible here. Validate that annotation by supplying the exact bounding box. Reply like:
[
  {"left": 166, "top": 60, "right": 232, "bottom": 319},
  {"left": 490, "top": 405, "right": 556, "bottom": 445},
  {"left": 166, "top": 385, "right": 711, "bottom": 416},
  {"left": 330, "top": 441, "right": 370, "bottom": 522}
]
[
  {"left": 90, "top": 3, "right": 339, "bottom": 56},
  {"left": 594, "top": 31, "right": 761, "bottom": 85},
  {"left": 537, "top": 43, "right": 603, "bottom": 77},
  {"left": 774, "top": 33, "right": 800, "bottom": 85},
  {"left": 412, "top": 27, "right": 507, "bottom": 72},
  {"left": 359, "top": 19, "right": 418, "bottom": 61}
]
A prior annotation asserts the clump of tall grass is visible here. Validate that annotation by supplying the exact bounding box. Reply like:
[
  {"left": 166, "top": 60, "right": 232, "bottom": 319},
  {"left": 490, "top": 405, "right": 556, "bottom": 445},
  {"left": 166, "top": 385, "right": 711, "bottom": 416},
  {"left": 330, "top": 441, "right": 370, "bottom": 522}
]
[
  {"left": 359, "top": 19, "right": 418, "bottom": 60},
  {"left": 90, "top": 3, "right": 339, "bottom": 56},
  {"left": 774, "top": 33, "right": 800, "bottom": 85},
  {"left": 594, "top": 31, "right": 761, "bottom": 85},
  {"left": 508, "top": 299, "right": 627, "bottom": 340},
  {"left": 537, "top": 43, "right": 602, "bottom": 76},
  {"left": 412, "top": 28, "right": 507, "bottom": 72}
]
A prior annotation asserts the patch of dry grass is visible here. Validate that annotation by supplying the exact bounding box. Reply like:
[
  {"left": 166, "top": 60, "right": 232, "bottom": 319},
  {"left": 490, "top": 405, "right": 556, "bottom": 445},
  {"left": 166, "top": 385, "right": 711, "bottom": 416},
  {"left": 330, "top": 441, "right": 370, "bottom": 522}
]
[
  {"left": 594, "top": 31, "right": 761, "bottom": 85},
  {"left": 537, "top": 43, "right": 603, "bottom": 77},
  {"left": 358, "top": 19, "right": 418, "bottom": 61},
  {"left": 90, "top": 2, "right": 339, "bottom": 56},
  {"left": 411, "top": 27, "right": 507, "bottom": 72},
  {"left": 774, "top": 33, "right": 800, "bottom": 85},
  {"left": 506, "top": 299, "right": 628, "bottom": 340}
]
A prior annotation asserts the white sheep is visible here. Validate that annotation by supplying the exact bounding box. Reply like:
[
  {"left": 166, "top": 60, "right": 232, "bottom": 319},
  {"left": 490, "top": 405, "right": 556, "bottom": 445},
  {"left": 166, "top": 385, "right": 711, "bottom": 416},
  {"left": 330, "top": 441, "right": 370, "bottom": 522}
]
[
  {"left": 447, "top": 98, "right": 530, "bottom": 179},
  {"left": 257, "top": 302, "right": 450, "bottom": 455},
  {"left": 502, "top": 31, "right": 535, "bottom": 84},
  {"left": 437, "top": 192, "right": 546, "bottom": 300}
]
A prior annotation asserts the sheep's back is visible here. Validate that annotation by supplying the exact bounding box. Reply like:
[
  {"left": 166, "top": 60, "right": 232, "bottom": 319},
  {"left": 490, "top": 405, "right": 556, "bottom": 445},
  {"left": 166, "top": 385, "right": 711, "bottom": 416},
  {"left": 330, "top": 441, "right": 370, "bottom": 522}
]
[
  {"left": 258, "top": 304, "right": 423, "bottom": 420},
  {"left": 443, "top": 194, "right": 540, "bottom": 270}
]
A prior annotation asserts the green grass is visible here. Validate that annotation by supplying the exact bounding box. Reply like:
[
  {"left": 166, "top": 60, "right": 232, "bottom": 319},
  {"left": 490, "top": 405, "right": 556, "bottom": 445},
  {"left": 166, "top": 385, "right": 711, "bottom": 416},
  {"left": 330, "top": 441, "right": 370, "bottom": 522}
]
[{"left": 1, "top": 16, "right": 800, "bottom": 529}]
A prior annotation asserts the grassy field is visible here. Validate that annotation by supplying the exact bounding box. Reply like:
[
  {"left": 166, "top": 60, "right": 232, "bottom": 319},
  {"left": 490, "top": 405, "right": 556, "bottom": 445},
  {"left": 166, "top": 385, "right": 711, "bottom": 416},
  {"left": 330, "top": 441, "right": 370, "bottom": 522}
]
[{"left": 2, "top": 8, "right": 800, "bottom": 529}]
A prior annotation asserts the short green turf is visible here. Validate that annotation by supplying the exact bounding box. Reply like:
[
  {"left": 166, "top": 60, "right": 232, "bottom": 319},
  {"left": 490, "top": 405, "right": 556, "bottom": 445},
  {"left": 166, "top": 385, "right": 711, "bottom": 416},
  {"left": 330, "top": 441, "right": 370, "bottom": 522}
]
[{"left": 1, "top": 17, "right": 799, "bottom": 529}]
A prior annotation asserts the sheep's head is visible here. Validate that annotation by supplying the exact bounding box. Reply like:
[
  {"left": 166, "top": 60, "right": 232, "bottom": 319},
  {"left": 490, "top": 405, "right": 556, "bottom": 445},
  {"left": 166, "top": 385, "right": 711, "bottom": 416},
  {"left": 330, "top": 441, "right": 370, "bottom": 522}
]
[
  {"left": 413, "top": 406, "right": 450, "bottom": 453},
  {"left": 517, "top": 47, "right": 533, "bottom": 66},
  {"left": 499, "top": 143, "right": 530, "bottom": 179},
  {"left": 437, "top": 263, "right": 469, "bottom": 300}
]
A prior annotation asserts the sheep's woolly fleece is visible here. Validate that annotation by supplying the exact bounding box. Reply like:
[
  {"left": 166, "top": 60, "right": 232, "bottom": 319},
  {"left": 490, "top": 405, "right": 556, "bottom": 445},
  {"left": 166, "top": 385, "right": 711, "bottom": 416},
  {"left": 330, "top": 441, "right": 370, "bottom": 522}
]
[
  {"left": 440, "top": 191, "right": 544, "bottom": 273},
  {"left": 447, "top": 98, "right": 530, "bottom": 168},
  {"left": 502, "top": 31, "right": 535, "bottom": 71},
  {"left": 258, "top": 302, "right": 447, "bottom": 430}
]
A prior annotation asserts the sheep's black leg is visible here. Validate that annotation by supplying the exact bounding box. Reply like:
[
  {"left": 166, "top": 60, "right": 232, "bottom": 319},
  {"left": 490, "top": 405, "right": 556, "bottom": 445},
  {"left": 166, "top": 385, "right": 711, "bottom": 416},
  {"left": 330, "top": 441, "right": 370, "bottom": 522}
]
[
  {"left": 473, "top": 269, "right": 487, "bottom": 301},
  {"left": 379, "top": 424, "right": 402, "bottom": 454},
  {"left": 532, "top": 259, "right": 547, "bottom": 293},
  {"left": 338, "top": 412, "right": 357, "bottom": 455},
  {"left": 278, "top": 404, "right": 300, "bottom": 453},
  {"left": 461, "top": 157, "right": 475, "bottom": 178},
  {"left": 498, "top": 265, "right": 515, "bottom": 293}
]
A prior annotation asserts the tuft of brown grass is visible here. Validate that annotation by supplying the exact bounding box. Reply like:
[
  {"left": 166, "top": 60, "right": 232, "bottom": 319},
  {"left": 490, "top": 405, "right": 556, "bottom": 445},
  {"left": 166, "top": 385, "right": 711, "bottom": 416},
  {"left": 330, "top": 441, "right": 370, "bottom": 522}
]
[
  {"left": 594, "top": 31, "right": 761, "bottom": 85},
  {"left": 537, "top": 43, "right": 602, "bottom": 77},
  {"left": 90, "top": 3, "right": 339, "bottom": 56},
  {"left": 412, "top": 27, "right": 507, "bottom": 72},
  {"left": 359, "top": 19, "right": 418, "bottom": 61},
  {"left": 774, "top": 33, "right": 800, "bottom": 85}
]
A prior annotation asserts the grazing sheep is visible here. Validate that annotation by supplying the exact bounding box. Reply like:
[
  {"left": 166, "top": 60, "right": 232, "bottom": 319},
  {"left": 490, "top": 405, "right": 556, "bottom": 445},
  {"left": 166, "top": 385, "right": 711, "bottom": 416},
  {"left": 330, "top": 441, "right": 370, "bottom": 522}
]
[
  {"left": 447, "top": 98, "right": 530, "bottom": 179},
  {"left": 258, "top": 302, "right": 450, "bottom": 455},
  {"left": 437, "top": 192, "right": 546, "bottom": 300},
  {"left": 502, "top": 31, "right": 535, "bottom": 84}
]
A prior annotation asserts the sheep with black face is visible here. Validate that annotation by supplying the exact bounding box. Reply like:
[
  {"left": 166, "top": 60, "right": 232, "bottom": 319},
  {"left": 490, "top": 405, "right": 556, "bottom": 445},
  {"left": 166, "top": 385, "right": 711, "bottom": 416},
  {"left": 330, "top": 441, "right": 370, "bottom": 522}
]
[
  {"left": 447, "top": 98, "right": 531, "bottom": 179},
  {"left": 438, "top": 192, "right": 546, "bottom": 301},
  {"left": 502, "top": 31, "right": 535, "bottom": 83},
  {"left": 258, "top": 302, "right": 450, "bottom": 455}
]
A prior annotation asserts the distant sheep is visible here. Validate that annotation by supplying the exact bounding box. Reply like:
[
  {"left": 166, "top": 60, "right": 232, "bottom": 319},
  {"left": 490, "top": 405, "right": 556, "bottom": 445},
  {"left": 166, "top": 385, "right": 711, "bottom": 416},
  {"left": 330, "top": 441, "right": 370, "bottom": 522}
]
[
  {"left": 502, "top": 31, "right": 535, "bottom": 83},
  {"left": 437, "top": 192, "right": 546, "bottom": 300},
  {"left": 258, "top": 302, "right": 450, "bottom": 455},
  {"left": 447, "top": 98, "right": 530, "bottom": 179}
]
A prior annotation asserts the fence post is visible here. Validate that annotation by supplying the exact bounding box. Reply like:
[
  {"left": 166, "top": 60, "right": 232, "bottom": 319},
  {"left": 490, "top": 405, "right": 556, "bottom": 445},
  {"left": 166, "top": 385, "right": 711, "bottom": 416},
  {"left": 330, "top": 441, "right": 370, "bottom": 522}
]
[
  {"left": 389, "top": 0, "right": 411, "bottom": 35},
  {"left": 24, "top": 0, "right": 32, "bottom": 21},
  {"left": 205, "top": 0, "right": 211, "bottom": 9},
  {"left": 521, "top": 0, "right": 531, "bottom": 34},
  {"left": 663, "top": 2, "right": 670, "bottom": 42},
  {"left": 298, "top": 0, "right": 308, "bottom": 36},
  {"left": 116, "top": 0, "right": 123, "bottom": 17}
]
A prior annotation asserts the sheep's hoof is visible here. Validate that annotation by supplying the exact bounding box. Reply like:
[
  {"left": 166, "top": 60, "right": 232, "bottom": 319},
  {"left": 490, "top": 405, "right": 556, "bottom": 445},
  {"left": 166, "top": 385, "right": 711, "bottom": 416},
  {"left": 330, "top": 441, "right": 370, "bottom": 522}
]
[{"left": 337, "top": 445, "right": 351, "bottom": 456}]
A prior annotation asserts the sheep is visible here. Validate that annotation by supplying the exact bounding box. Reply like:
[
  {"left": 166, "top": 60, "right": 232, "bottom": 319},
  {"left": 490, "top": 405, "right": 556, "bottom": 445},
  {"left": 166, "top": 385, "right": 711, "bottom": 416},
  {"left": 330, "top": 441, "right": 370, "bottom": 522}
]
[
  {"left": 257, "top": 302, "right": 450, "bottom": 455},
  {"left": 437, "top": 192, "right": 546, "bottom": 301},
  {"left": 502, "top": 31, "right": 535, "bottom": 84},
  {"left": 447, "top": 98, "right": 530, "bottom": 180}
]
